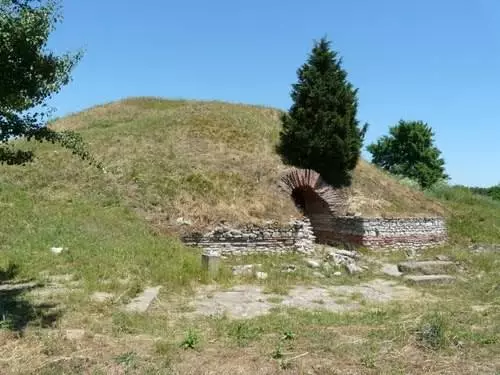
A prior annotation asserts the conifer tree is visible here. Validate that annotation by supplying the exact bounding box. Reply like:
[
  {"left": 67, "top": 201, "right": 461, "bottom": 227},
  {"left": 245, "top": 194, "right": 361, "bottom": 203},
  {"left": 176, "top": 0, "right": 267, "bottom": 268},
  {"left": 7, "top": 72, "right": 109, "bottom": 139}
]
[{"left": 278, "top": 37, "right": 367, "bottom": 187}]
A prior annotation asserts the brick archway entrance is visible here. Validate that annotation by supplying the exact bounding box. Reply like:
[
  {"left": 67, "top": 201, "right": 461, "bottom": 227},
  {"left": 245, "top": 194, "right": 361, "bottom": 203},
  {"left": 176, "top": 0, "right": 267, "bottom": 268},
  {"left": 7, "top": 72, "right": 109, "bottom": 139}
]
[
  {"left": 279, "top": 168, "right": 348, "bottom": 243},
  {"left": 291, "top": 185, "right": 331, "bottom": 217}
]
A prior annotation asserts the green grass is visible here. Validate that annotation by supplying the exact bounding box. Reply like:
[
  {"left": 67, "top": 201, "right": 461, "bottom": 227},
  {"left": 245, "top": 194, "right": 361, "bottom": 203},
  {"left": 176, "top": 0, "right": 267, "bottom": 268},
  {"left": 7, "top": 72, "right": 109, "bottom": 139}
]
[
  {"left": 427, "top": 184, "right": 500, "bottom": 244},
  {"left": 0, "top": 179, "right": 201, "bottom": 293}
]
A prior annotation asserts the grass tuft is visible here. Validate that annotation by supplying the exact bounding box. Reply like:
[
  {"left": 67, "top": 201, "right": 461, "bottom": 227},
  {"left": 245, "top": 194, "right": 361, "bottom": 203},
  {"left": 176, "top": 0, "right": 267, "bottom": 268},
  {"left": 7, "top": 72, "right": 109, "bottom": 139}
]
[{"left": 416, "top": 312, "right": 448, "bottom": 350}]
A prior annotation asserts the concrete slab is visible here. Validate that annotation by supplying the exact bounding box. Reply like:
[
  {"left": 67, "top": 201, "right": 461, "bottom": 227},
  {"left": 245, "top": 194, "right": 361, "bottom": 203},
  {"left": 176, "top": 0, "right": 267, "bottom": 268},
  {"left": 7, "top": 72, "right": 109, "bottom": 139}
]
[
  {"left": 403, "top": 275, "right": 456, "bottom": 285},
  {"left": 398, "top": 260, "right": 454, "bottom": 275},
  {"left": 124, "top": 286, "right": 162, "bottom": 313},
  {"left": 0, "top": 281, "right": 38, "bottom": 292},
  {"left": 382, "top": 263, "right": 403, "bottom": 277}
]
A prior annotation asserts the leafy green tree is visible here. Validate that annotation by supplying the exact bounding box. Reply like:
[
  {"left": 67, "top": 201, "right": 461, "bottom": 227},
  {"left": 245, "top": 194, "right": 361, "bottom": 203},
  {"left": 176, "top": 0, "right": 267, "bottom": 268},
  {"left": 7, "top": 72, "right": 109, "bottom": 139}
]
[
  {"left": 367, "top": 120, "right": 448, "bottom": 188},
  {"left": 0, "top": 0, "right": 97, "bottom": 166},
  {"left": 277, "top": 37, "right": 367, "bottom": 187}
]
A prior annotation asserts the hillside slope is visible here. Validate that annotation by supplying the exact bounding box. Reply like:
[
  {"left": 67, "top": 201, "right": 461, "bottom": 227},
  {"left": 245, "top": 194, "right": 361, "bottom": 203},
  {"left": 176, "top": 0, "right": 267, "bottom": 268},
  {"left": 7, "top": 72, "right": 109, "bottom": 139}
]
[{"left": 4, "top": 98, "right": 444, "bottom": 235}]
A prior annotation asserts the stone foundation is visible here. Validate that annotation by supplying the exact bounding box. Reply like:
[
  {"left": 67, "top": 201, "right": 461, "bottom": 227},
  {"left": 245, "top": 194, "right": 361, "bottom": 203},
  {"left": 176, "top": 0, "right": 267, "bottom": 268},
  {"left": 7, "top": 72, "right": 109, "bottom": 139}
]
[
  {"left": 279, "top": 168, "right": 447, "bottom": 251},
  {"left": 183, "top": 168, "right": 448, "bottom": 253},
  {"left": 182, "top": 218, "right": 316, "bottom": 255},
  {"left": 312, "top": 215, "right": 447, "bottom": 249}
]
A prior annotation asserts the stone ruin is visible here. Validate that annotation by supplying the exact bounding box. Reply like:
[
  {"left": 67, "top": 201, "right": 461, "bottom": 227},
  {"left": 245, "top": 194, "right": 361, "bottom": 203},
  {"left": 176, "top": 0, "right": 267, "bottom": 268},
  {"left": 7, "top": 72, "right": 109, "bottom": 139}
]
[{"left": 183, "top": 168, "right": 447, "bottom": 255}]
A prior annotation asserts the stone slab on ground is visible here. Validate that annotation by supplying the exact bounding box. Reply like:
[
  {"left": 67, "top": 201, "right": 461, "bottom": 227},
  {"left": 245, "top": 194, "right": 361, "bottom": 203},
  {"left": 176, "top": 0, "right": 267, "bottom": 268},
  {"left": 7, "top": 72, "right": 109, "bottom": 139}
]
[
  {"left": 232, "top": 264, "right": 259, "bottom": 276},
  {"left": 305, "top": 259, "right": 322, "bottom": 269},
  {"left": 436, "top": 255, "right": 451, "bottom": 261},
  {"left": 345, "top": 263, "right": 363, "bottom": 274},
  {"left": 65, "top": 329, "right": 85, "bottom": 340},
  {"left": 0, "top": 281, "right": 39, "bottom": 292},
  {"left": 471, "top": 305, "right": 493, "bottom": 313},
  {"left": 398, "top": 260, "right": 455, "bottom": 275},
  {"left": 255, "top": 272, "right": 268, "bottom": 280},
  {"left": 190, "top": 279, "right": 418, "bottom": 319},
  {"left": 28, "top": 286, "right": 71, "bottom": 299},
  {"left": 403, "top": 275, "right": 456, "bottom": 285},
  {"left": 47, "top": 274, "right": 74, "bottom": 283},
  {"left": 381, "top": 263, "right": 403, "bottom": 277},
  {"left": 124, "top": 286, "right": 162, "bottom": 313}
]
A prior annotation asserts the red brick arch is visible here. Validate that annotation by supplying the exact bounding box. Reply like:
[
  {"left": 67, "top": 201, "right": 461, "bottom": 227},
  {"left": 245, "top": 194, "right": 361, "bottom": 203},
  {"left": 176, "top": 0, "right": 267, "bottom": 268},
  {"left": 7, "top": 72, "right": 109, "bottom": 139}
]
[{"left": 279, "top": 168, "right": 348, "bottom": 216}]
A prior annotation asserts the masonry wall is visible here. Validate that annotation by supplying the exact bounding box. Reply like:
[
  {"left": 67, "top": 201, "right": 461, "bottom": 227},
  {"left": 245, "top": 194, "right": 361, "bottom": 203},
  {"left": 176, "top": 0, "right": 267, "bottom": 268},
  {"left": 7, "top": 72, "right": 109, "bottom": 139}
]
[
  {"left": 182, "top": 219, "right": 316, "bottom": 255},
  {"left": 311, "top": 215, "right": 447, "bottom": 250}
]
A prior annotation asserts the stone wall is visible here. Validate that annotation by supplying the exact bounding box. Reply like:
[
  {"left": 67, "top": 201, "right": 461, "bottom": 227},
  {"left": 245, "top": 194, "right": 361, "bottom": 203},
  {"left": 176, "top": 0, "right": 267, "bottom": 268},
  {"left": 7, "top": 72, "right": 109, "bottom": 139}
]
[
  {"left": 182, "top": 218, "right": 316, "bottom": 255},
  {"left": 183, "top": 168, "right": 447, "bottom": 254},
  {"left": 182, "top": 215, "right": 446, "bottom": 254},
  {"left": 312, "top": 215, "right": 447, "bottom": 250},
  {"left": 279, "top": 168, "right": 447, "bottom": 251}
]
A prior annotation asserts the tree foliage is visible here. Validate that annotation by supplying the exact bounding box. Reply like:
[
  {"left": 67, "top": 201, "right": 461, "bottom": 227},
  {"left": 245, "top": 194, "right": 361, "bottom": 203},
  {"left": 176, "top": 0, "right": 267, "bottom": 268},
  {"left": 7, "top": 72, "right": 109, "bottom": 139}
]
[
  {"left": 367, "top": 120, "right": 447, "bottom": 188},
  {"left": 0, "top": 0, "right": 99, "bottom": 166},
  {"left": 277, "top": 37, "right": 367, "bottom": 187}
]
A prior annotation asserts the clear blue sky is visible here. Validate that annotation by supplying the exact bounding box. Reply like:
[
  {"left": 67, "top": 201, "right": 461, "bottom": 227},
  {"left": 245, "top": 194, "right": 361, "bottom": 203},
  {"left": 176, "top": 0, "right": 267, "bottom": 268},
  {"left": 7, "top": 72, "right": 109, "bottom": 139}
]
[{"left": 47, "top": 0, "right": 500, "bottom": 187}]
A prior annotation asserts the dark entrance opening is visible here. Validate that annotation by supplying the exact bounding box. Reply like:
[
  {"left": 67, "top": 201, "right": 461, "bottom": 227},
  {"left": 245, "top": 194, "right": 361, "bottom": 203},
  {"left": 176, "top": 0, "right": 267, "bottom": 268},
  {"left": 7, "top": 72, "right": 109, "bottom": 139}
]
[{"left": 291, "top": 186, "right": 331, "bottom": 243}]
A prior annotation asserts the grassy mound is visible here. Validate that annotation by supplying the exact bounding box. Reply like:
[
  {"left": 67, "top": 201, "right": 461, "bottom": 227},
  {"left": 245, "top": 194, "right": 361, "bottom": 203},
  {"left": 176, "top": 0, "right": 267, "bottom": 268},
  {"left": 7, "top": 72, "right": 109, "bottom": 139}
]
[
  {"left": 47, "top": 97, "right": 443, "bottom": 229},
  {"left": 0, "top": 98, "right": 496, "bottom": 270}
]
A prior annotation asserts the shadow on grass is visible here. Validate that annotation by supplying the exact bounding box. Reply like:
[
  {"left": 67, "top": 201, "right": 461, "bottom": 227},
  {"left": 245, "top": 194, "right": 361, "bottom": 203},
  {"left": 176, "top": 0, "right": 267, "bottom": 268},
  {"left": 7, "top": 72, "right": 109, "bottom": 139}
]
[
  {"left": 0, "top": 264, "right": 61, "bottom": 333},
  {"left": 0, "top": 263, "right": 19, "bottom": 282}
]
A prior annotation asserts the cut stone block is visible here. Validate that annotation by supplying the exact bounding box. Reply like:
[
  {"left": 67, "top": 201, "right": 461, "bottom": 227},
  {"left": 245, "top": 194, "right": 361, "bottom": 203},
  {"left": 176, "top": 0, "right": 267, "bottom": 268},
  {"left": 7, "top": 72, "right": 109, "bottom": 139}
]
[
  {"left": 403, "top": 275, "right": 456, "bottom": 285},
  {"left": 398, "top": 260, "right": 454, "bottom": 275},
  {"left": 255, "top": 271, "right": 268, "bottom": 280},
  {"left": 232, "top": 264, "right": 256, "bottom": 276},
  {"left": 65, "top": 329, "right": 85, "bottom": 340},
  {"left": 382, "top": 263, "right": 403, "bottom": 277},
  {"left": 91, "top": 292, "right": 115, "bottom": 303},
  {"left": 124, "top": 286, "right": 161, "bottom": 313},
  {"left": 0, "top": 281, "right": 38, "bottom": 292},
  {"left": 48, "top": 274, "right": 74, "bottom": 283},
  {"left": 345, "top": 263, "right": 363, "bottom": 274},
  {"left": 305, "top": 259, "right": 321, "bottom": 269},
  {"left": 30, "top": 286, "right": 69, "bottom": 298},
  {"left": 202, "top": 252, "right": 220, "bottom": 277},
  {"left": 435, "top": 255, "right": 450, "bottom": 261}
]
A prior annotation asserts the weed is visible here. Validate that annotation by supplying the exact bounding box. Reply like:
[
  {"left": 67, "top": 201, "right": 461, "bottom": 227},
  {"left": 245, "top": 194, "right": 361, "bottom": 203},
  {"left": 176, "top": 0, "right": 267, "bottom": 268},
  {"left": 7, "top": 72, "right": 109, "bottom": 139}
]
[
  {"left": 416, "top": 312, "right": 447, "bottom": 349},
  {"left": 111, "top": 312, "right": 137, "bottom": 335},
  {"left": 282, "top": 330, "right": 296, "bottom": 340},
  {"left": 154, "top": 340, "right": 176, "bottom": 367},
  {"left": 180, "top": 329, "right": 200, "bottom": 350},
  {"left": 228, "top": 321, "right": 262, "bottom": 347},
  {"left": 360, "top": 352, "right": 377, "bottom": 368},
  {"left": 0, "top": 317, "right": 13, "bottom": 330},
  {"left": 271, "top": 341, "right": 284, "bottom": 359},
  {"left": 279, "top": 359, "right": 293, "bottom": 370},
  {"left": 115, "top": 351, "right": 138, "bottom": 367}
]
